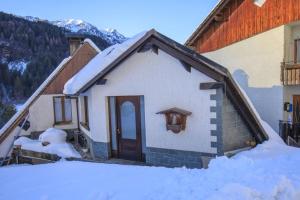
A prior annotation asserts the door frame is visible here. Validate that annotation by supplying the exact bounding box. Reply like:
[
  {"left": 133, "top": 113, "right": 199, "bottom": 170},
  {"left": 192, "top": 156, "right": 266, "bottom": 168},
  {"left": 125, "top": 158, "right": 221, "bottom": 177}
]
[
  {"left": 108, "top": 96, "right": 142, "bottom": 161},
  {"left": 293, "top": 95, "right": 300, "bottom": 123}
]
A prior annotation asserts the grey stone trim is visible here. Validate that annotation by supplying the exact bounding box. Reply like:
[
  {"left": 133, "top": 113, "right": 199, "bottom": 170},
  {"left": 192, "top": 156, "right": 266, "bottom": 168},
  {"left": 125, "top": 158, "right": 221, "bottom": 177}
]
[
  {"left": 146, "top": 147, "right": 216, "bottom": 169},
  {"left": 210, "top": 88, "right": 224, "bottom": 156},
  {"left": 210, "top": 130, "right": 218, "bottom": 136},
  {"left": 84, "top": 134, "right": 110, "bottom": 160},
  {"left": 210, "top": 107, "right": 217, "bottom": 112},
  {"left": 211, "top": 142, "right": 218, "bottom": 148}
]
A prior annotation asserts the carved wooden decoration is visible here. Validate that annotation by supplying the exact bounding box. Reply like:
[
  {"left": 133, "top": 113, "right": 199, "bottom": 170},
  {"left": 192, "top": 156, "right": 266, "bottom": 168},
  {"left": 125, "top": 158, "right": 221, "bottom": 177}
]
[{"left": 157, "top": 107, "right": 192, "bottom": 133}]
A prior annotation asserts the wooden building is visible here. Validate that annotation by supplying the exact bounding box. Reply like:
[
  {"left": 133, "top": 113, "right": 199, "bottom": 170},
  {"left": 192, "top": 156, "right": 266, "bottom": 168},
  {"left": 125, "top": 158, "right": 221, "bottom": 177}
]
[{"left": 186, "top": 0, "right": 300, "bottom": 142}]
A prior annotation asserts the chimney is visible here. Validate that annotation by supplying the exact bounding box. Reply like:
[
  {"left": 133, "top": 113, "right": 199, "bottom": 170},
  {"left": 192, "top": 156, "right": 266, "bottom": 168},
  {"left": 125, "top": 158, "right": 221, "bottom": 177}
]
[{"left": 66, "top": 33, "right": 84, "bottom": 56}]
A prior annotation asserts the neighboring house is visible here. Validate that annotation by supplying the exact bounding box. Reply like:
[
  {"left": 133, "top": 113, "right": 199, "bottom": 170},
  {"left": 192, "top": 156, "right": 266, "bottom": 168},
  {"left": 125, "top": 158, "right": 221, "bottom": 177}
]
[
  {"left": 186, "top": 0, "right": 300, "bottom": 135},
  {"left": 62, "top": 29, "right": 267, "bottom": 168},
  {"left": 0, "top": 35, "right": 100, "bottom": 159},
  {"left": 0, "top": 29, "right": 268, "bottom": 168}
]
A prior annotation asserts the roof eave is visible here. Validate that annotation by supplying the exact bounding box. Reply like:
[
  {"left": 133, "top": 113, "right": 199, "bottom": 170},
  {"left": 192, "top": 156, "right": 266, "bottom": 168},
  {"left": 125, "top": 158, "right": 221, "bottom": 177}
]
[{"left": 185, "top": 0, "right": 230, "bottom": 46}]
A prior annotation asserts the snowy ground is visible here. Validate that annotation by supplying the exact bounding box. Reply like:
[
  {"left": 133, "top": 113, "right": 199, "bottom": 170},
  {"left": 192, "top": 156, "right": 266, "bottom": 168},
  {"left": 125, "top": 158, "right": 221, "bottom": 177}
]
[
  {"left": 0, "top": 122, "right": 300, "bottom": 200},
  {"left": 1, "top": 86, "right": 300, "bottom": 199}
]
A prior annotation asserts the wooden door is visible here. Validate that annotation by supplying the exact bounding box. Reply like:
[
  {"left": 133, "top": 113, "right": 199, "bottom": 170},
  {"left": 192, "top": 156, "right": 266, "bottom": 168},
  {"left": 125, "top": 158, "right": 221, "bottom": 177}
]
[
  {"left": 293, "top": 95, "right": 300, "bottom": 123},
  {"left": 116, "top": 96, "right": 142, "bottom": 161}
]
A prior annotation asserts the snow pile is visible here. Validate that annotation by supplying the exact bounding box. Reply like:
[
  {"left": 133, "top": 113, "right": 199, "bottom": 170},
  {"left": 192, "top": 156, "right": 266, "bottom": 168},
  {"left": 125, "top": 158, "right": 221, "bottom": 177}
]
[
  {"left": 64, "top": 31, "right": 147, "bottom": 95},
  {"left": 14, "top": 128, "right": 80, "bottom": 158},
  {"left": 38, "top": 128, "right": 67, "bottom": 144}
]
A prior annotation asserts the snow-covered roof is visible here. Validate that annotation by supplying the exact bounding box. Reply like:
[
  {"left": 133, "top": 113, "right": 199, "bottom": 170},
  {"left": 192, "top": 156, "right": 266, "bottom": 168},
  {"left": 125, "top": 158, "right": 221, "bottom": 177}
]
[
  {"left": 83, "top": 38, "right": 101, "bottom": 53},
  {"left": 63, "top": 31, "right": 147, "bottom": 95}
]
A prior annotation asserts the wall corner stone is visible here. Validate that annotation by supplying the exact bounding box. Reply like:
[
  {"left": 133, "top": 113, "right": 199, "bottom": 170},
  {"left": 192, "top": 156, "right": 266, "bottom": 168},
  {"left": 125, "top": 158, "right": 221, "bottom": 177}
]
[{"left": 210, "top": 88, "right": 224, "bottom": 156}]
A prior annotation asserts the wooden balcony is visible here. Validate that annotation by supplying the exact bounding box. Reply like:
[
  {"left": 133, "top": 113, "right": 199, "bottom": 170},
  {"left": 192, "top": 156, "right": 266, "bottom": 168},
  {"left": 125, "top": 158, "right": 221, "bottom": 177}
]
[{"left": 281, "top": 62, "right": 300, "bottom": 85}]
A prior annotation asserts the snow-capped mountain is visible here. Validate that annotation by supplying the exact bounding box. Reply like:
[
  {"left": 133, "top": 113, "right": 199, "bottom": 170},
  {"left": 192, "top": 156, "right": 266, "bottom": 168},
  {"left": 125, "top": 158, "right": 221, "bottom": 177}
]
[
  {"left": 50, "top": 19, "right": 126, "bottom": 44},
  {"left": 22, "top": 16, "right": 126, "bottom": 44}
]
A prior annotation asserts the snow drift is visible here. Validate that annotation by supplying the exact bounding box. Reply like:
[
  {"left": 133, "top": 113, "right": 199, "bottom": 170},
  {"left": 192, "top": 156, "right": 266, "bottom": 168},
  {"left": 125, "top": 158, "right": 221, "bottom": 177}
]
[
  {"left": 38, "top": 128, "right": 67, "bottom": 144},
  {"left": 14, "top": 128, "right": 80, "bottom": 158}
]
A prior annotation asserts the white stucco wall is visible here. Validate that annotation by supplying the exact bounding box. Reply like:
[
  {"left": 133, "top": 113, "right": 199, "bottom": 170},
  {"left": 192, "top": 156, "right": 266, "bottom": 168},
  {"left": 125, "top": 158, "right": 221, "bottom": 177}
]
[
  {"left": 203, "top": 26, "right": 285, "bottom": 132},
  {"left": 85, "top": 49, "right": 217, "bottom": 154},
  {"left": 27, "top": 95, "right": 78, "bottom": 132}
]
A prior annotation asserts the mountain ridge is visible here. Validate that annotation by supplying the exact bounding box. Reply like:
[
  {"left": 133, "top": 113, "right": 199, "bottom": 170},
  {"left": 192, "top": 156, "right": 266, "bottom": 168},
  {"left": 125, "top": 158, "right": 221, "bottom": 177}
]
[{"left": 22, "top": 16, "right": 126, "bottom": 45}]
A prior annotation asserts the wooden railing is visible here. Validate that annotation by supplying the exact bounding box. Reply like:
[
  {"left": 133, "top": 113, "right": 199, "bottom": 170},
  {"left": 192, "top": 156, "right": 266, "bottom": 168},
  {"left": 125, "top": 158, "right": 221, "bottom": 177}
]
[{"left": 281, "top": 62, "right": 300, "bottom": 85}]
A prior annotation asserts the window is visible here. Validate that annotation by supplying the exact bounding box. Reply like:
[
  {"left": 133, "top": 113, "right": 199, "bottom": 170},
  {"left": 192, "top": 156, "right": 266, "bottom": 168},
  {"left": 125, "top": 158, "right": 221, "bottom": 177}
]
[
  {"left": 295, "top": 39, "right": 300, "bottom": 63},
  {"left": 80, "top": 96, "right": 89, "bottom": 130},
  {"left": 53, "top": 96, "right": 72, "bottom": 124}
]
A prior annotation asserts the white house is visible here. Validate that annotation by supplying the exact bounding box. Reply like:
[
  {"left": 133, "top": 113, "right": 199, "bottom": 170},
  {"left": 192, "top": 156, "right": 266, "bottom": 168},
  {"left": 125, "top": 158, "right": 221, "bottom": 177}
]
[{"left": 61, "top": 29, "right": 267, "bottom": 168}]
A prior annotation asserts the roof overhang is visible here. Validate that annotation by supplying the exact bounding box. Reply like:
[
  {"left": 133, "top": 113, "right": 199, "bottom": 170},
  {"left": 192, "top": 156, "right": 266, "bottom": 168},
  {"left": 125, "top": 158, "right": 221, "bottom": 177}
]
[{"left": 185, "top": 0, "right": 230, "bottom": 46}]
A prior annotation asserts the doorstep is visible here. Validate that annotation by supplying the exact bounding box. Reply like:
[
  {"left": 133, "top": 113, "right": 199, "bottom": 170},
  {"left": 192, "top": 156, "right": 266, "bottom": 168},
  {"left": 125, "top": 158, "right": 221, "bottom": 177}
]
[{"left": 67, "top": 157, "right": 147, "bottom": 166}]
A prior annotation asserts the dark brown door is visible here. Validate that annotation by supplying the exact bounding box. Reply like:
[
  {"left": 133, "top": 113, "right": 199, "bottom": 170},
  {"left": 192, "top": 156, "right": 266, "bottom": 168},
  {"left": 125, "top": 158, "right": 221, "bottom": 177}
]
[
  {"left": 293, "top": 95, "right": 300, "bottom": 123},
  {"left": 116, "top": 96, "right": 142, "bottom": 161}
]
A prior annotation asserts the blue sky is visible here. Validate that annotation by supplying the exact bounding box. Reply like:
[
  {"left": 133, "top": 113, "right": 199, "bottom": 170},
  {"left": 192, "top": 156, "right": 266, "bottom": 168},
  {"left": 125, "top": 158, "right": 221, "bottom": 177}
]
[{"left": 1, "top": 0, "right": 218, "bottom": 43}]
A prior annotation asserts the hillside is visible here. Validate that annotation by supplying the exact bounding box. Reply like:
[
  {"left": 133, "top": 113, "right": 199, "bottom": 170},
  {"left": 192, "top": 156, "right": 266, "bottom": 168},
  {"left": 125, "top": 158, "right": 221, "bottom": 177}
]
[
  {"left": 0, "top": 11, "right": 125, "bottom": 127},
  {"left": 0, "top": 12, "right": 125, "bottom": 102}
]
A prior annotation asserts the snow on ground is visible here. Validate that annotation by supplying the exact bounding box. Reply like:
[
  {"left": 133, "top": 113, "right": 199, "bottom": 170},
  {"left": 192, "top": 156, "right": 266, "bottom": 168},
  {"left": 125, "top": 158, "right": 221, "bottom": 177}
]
[
  {"left": 1, "top": 121, "right": 300, "bottom": 200},
  {"left": 0, "top": 134, "right": 300, "bottom": 200},
  {"left": 1, "top": 66, "right": 300, "bottom": 200},
  {"left": 14, "top": 128, "right": 80, "bottom": 158}
]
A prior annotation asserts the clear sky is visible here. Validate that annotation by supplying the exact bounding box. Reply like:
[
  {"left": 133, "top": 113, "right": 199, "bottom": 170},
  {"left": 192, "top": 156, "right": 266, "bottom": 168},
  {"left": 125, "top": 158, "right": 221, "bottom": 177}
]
[{"left": 0, "top": 0, "right": 219, "bottom": 43}]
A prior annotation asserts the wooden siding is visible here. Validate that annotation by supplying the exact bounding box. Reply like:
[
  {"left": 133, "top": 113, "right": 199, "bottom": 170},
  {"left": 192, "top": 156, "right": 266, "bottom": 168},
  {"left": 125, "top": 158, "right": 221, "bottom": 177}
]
[
  {"left": 43, "top": 43, "right": 98, "bottom": 94},
  {"left": 191, "top": 0, "right": 300, "bottom": 53}
]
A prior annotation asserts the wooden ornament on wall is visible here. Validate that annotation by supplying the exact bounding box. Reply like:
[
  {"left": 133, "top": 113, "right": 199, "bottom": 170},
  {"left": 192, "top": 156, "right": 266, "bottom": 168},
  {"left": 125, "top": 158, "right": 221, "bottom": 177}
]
[{"left": 157, "top": 107, "right": 192, "bottom": 134}]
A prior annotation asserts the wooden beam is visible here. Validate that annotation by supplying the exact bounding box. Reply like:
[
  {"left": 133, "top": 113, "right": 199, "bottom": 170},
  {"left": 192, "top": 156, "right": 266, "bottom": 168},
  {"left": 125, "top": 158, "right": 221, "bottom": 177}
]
[
  {"left": 137, "top": 42, "right": 158, "bottom": 54},
  {"left": 179, "top": 60, "right": 191, "bottom": 72},
  {"left": 200, "top": 82, "right": 224, "bottom": 90},
  {"left": 0, "top": 109, "right": 29, "bottom": 144},
  {"left": 95, "top": 79, "right": 107, "bottom": 85},
  {"left": 214, "top": 15, "right": 227, "bottom": 22}
]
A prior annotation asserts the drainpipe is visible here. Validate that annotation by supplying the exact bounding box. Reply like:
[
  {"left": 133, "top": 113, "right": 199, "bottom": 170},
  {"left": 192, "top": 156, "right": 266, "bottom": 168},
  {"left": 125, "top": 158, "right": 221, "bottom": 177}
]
[{"left": 75, "top": 97, "right": 80, "bottom": 131}]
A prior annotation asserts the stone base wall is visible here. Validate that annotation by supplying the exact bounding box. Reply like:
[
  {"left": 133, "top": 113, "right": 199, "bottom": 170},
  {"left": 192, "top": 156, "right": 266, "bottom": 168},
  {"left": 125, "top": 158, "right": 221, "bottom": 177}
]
[
  {"left": 222, "top": 95, "right": 253, "bottom": 152},
  {"left": 145, "top": 147, "right": 216, "bottom": 168},
  {"left": 84, "top": 134, "right": 110, "bottom": 160}
]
